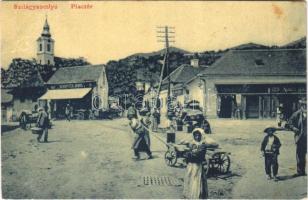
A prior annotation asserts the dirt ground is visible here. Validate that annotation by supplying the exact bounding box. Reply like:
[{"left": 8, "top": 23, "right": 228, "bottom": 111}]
[{"left": 1, "top": 118, "right": 307, "bottom": 199}]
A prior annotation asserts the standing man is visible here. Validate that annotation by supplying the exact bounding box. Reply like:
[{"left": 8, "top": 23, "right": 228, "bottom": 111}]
[
  {"left": 37, "top": 107, "right": 49, "bottom": 143},
  {"left": 151, "top": 107, "right": 159, "bottom": 132},
  {"left": 277, "top": 104, "right": 284, "bottom": 127},
  {"left": 65, "top": 104, "right": 71, "bottom": 121},
  {"left": 288, "top": 99, "right": 307, "bottom": 176}
]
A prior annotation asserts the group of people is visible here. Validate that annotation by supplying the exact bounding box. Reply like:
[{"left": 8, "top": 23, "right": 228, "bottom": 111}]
[
  {"left": 261, "top": 99, "right": 307, "bottom": 181},
  {"left": 127, "top": 103, "right": 217, "bottom": 199}
]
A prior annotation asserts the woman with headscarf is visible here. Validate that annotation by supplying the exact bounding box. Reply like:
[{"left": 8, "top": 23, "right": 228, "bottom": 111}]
[
  {"left": 129, "top": 118, "right": 152, "bottom": 160},
  {"left": 181, "top": 128, "right": 218, "bottom": 199}
]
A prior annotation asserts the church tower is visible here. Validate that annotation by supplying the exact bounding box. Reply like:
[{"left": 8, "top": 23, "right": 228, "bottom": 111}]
[{"left": 37, "top": 17, "right": 55, "bottom": 66}]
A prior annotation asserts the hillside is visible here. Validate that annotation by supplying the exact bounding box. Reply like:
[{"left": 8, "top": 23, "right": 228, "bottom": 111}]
[{"left": 127, "top": 46, "right": 191, "bottom": 59}]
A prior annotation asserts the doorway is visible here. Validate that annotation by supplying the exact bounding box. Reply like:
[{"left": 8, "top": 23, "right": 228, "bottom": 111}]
[
  {"left": 246, "top": 95, "right": 259, "bottom": 118},
  {"left": 219, "top": 95, "right": 233, "bottom": 118}
]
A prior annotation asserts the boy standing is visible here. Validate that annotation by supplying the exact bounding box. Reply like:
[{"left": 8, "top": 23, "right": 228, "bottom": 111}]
[{"left": 261, "top": 127, "right": 281, "bottom": 181}]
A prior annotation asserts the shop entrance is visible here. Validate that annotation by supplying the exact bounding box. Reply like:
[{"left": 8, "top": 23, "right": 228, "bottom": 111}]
[
  {"left": 219, "top": 95, "right": 233, "bottom": 118},
  {"left": 246, "top": 95, "right": 259, "bottom": 118}
]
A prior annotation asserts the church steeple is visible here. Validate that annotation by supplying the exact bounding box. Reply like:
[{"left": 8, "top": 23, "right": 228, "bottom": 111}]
[
  {"left": 41, "top": 17, "right": 51, "bottom": 37},
  {"left": 36, "top": 16, "right": 55, "bottom": 66}
]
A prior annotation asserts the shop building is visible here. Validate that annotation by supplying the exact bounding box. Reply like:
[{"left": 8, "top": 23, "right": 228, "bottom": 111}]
[
  {"left": 200, "top": 49, "right": 306, "bottom": 119},
  {"left": 39, "top": 64, "right": 108, "bottom": 118}
]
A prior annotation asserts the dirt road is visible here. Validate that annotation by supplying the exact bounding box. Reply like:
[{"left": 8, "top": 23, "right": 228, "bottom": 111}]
[{"left": 1, "top": 118, "right": 307, "bottom": 199}]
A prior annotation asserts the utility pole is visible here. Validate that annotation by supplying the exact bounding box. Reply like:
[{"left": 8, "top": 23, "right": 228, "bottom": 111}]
[{"left": 156, "top": 26, "right": 175, "bottom": 112}]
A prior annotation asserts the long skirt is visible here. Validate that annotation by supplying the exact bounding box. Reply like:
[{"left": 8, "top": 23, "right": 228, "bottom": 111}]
[
  {"left": 183, "top": 162, "right": 208, "bottom": 199},
  {"left": 132, "top": 133, "right": 151, "bottom": 151}
]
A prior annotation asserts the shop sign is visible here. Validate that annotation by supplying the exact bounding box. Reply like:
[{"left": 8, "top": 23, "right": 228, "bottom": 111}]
[{"left": 50, "top": 82, "right": 95, "bottom": 89}]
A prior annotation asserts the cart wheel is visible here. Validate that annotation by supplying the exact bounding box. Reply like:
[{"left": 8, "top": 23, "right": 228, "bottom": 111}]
[
  {"left": 164, "top": 149, "right": 177, "bottom": 166},
  {"left": 212, "top": 152, "right": 230, "bottom": 174}
]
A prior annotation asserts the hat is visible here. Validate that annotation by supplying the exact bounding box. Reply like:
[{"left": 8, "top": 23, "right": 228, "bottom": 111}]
[{"left": 264, "top": 127, "right": 276, "bottom": 134}]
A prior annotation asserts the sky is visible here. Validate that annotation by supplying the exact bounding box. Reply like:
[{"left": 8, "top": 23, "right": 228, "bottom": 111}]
[{"left": 0, "top": 1, "right": 306, "bottom": 69}]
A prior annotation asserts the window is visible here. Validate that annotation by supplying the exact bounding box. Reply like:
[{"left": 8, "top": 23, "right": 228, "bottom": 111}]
[
  {"left": 39, "top": 60, "right": 41, "bottom": 64},
  {"left": 255, "top": 59, "right": 264, "bottom": 65},
  {"left": 39, "top": 44, "right": 42, "bottom": 51},
  {"left": 47, "top": 44, "right": 50, "bottom": 52},
  {"left": 48, "top": 60, "right": 50, "bottom": 65}
]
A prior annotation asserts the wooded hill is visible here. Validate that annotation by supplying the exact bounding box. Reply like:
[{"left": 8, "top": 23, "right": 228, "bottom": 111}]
[
  {"left": 105, "top": 47, "right": 224, "bottom": 100},
  {"left": 1, "top": 57, "right": 90, "bottom": 88}
]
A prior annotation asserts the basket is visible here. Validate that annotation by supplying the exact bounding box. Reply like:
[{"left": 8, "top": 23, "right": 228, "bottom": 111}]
[{"left": 31, "top": 127, "right": 43, "bottom": 134}]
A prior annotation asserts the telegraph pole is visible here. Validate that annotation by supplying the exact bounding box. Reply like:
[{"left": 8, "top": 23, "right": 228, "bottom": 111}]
[{"left": 156, "top": 26, "right": 175, "bottom": 111}]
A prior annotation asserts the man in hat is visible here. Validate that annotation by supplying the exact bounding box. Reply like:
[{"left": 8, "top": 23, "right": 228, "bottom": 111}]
[
  {"left": 36, "top": 107, "right": 49, "bottom": 143},
  {"left": 261, "top": 127, "right": 281, "bottom": 180},
  {"left": 288, "top": 99, "right": 307, "bottom": 176}
]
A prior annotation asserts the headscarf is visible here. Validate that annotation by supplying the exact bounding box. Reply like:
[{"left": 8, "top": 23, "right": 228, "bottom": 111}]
[
  {"left": 180, "top": 128, "right": 217, "bottom": 146},
  {"left": 192, "top": 128, "right": 217, "bottom": 145}
]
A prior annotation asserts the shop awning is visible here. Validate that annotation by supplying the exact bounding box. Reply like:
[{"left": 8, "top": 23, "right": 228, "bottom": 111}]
[{"left": 39, "top": 88, "right": 92, "bottom": 100}]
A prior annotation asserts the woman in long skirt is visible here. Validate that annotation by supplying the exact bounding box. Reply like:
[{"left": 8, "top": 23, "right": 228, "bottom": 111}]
[
  {"left": 182, "top": 128, "right": 218, "bottom": 199},
  {"left": 129, "top": 118, "right": 152, "bottom": 160}
]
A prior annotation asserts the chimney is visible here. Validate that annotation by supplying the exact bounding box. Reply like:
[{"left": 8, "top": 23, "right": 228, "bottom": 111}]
[{"left": 190, "top": 58, "right": 199, "bottom": 68}]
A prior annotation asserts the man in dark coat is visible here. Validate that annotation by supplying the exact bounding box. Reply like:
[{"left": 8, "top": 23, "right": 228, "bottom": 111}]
[
  {"left": 129, "top": 118, "right": 152, "bottom": 160},
  {"left": 37, "top": 107, "right": 49, "bottom": 143},
  {"left": 288, "top": 99, "right": 307, "bottom": 176},
  {"left": 261, "top": 127, "right": 281, "bottom": 180},
  {"left": 65, "top": 104, "right": 71, "bottom": 121}
]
